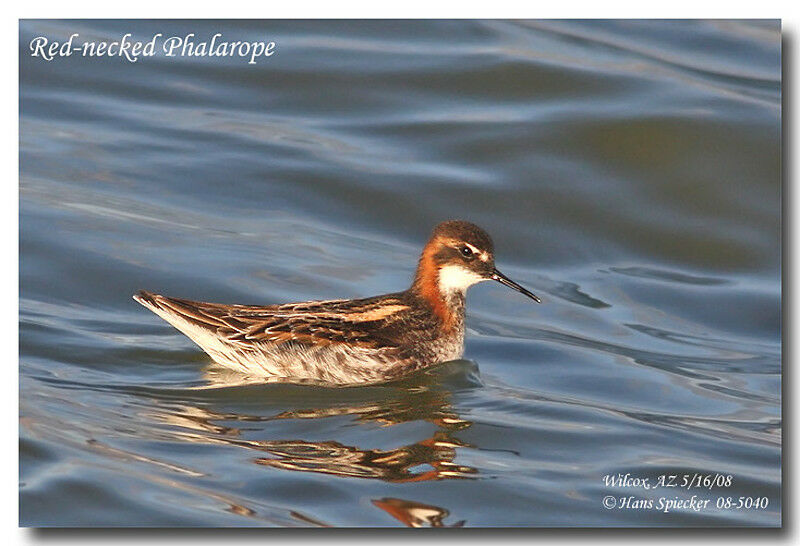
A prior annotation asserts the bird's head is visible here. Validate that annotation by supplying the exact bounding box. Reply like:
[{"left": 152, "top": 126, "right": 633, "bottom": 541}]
[{"left": 413, "top": 220, "right": 541, "bottom": 305}]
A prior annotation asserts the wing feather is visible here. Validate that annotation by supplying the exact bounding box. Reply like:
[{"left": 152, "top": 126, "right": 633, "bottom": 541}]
[{"left": 135, "top": 290, "right": 409, "bottom": 350}]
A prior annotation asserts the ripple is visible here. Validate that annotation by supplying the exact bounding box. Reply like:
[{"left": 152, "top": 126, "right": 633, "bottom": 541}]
[{"left": 610, "top": 266, "right": 730, "bottom": 286}]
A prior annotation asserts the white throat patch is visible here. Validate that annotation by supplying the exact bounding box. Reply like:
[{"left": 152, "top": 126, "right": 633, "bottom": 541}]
[{"left": 437, "top": 264, "right": 487, "bottom": 295}]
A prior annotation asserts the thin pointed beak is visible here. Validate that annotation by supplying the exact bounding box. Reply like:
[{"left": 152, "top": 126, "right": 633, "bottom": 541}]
[{"left": 491, "top": 269, "right": 542, "bottom": 303}]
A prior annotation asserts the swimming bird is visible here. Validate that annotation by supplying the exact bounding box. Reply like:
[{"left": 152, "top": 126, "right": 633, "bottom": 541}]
[{"left": 134, "top": 220, "right": 540, "bottom": 386}]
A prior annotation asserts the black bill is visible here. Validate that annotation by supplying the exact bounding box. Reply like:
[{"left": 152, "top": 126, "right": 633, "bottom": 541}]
[{"left": 491, "top": 269, "right": 542, "bottom": 303}]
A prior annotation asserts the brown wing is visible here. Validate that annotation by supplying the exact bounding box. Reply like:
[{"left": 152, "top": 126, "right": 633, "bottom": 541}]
[{"left": 134, "top": 290, "right": 409, "bottom": 350}]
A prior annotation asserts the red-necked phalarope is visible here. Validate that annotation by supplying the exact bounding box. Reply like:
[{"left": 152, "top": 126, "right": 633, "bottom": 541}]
[{"left": 134, "top": 220, "right": 540, "bottom": 386}]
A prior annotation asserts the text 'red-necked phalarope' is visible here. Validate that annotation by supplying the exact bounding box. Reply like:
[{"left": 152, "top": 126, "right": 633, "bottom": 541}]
[{"left": 134, "top": 220, "right": 540, "bottom": 386}]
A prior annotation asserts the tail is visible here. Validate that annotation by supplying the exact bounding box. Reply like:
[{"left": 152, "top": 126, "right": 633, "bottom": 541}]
[
  {"left": 134, "top": 291, "right": 285, "bottom": 377},
  {"left": 133, "top": 290, "right": 227, "bottom": 353},
  {"left": 132, "top": 289, "right": 159, "bottom": 310},
  {"left": 133, "top": 289, "right": 191, "bottom": 329}
]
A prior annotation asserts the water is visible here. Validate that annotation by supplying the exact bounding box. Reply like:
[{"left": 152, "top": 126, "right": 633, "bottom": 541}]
[{"left": 19, "top": 19, "right": 781, "bottom": 527}]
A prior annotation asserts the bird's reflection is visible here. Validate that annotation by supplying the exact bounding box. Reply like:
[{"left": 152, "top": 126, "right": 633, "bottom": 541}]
[
  {"left": 372, "top": 497, "right": 465, "bottom": 527},
  {"left": 148, "top": 362, "right": 479, "bottom": 484},
  {"left": 252, "top": 429, "right": 473, "bottom": 482}
]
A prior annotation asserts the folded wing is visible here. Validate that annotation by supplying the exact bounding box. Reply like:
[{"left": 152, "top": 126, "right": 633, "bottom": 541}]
[{"left": 133, "top": 290, "right": 407, "bottom": 350}]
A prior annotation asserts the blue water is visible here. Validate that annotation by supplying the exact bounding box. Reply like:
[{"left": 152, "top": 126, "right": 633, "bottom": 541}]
[{"left": 19, "top": 19, "right": 781, "bottom": 527}]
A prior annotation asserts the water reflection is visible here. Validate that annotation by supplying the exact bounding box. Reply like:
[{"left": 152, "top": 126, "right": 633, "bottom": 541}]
[
  {"left": 372, "top": 497, "right": 465, "bottom": 527},
  {"left": 253, "top": 430, "right": 475, "bottom": 482},
  {"left": 147, "top": 363, "right": 479, "bottom": 484}
]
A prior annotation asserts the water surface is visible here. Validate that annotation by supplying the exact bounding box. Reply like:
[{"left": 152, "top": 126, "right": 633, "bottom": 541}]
[{"left": 20, "top": 19, "right": 781, "bottom": 527}]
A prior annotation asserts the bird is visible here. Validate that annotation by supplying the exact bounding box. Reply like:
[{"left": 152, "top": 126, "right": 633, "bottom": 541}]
[{"left": 134, "top": 220, "right": 541, "bottom": 386}]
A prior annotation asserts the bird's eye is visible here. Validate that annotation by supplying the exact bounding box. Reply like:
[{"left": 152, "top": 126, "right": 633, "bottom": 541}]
[{"left": 460, "top": 246, "right": 473, "bottom": 258}]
